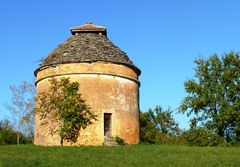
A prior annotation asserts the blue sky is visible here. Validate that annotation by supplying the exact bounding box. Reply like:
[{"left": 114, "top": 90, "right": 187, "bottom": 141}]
[{"left": 0, "top": 0, "right": 239, "bottom": 129}]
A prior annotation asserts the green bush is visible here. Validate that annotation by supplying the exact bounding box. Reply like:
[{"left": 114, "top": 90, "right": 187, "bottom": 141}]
[
  {"left": 182, "top": 127, "right": 224, "bottom": 146},
  {"left": 140, "top": 106, "right": 180, "bottom": 144},
  {"left": 115, "top": 136, "right": 125, "bottom": 145},
  {"left": 0, "top": 119, "right": 32, "bottom": 145}
]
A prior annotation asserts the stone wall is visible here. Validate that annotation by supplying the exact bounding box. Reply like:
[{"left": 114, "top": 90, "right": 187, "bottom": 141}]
[{"left": 34, "top": 62, "right": 140, "bottom": 146}]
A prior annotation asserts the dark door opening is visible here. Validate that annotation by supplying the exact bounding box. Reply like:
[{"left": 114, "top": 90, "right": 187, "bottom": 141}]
[{"left": 104, "top": 113, "right": 112, "bottom": 137}]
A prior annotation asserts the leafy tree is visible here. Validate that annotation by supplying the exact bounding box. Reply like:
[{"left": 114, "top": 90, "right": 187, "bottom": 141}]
[
  {"left": 0, "top": 119, "right": 16, "bottom": 145},
  {"left": 0, "top": 119, "right": 31, "bottom": 145},
  {"left": 140, "top": 106, "right": 180, "bottom": 144},
  {"left": 140, "top": 111, "right": 158, "bottom": 144},
  {"left": 35, "top": 78, "right": 96, "bottom": 146},
  {"left": 152, "top": 106, "right": 180, "bottom": 136},
  {"left": 5, "top": 81, "right": 35, "bottom": 144},
  {"left": 179, "top": 52, "right": 240, "bottom": 142}
]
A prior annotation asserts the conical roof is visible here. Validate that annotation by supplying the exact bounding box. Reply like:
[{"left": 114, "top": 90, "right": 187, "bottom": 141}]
[{"left": 35, "top": 23, "right": 141, "bottom": 75}]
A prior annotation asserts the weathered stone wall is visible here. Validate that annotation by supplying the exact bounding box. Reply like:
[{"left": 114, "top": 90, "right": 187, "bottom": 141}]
[{"left": 34, "top": 62, "right": 140, "bottom": 146}]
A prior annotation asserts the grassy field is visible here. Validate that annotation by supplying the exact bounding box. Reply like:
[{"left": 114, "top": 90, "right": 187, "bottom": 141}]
[{"left": 0, "top": 145, "right": 239, "bottom": 167}]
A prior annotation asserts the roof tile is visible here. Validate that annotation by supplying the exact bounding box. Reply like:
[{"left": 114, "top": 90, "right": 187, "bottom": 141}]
[{"left": 36, "top": 24, "right": 141, "bottom": 75}]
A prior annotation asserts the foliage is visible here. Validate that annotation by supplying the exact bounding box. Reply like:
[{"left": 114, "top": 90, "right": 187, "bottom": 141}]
[
  {"left": 1, "top": 145, "right": 240, "bottom": 166},
  {"left": 154, "top": 133, "right": 185, "bottom": 145},
  {"left": 0, "top": 119, "right": 32, "bottom": 145},
  {"left": 4, "top": 81, "right": 35, "bottom": 144},
  {"left": 140, "top": 111, "right": 158, "bottom": 144},
  {"left": 35, "top": 78, "right": 96, "bottom": 146},
  {"left": 179, "top": 52, "right": 240, "bottom": 143},
  {"left": 152, "top": 106, "right": 180, "bottom": 136},
  {"left": 182, "top": 127, "right": 224, "bottom": 146},
  {"left": 115, "top": 136, "right": 125, "bottom": 145},
  {"left": 140, "top": 106, "right": 181, "bottom": 144},
  {"left": 0, "top": 119, "right": 16, "bottom": 145}
]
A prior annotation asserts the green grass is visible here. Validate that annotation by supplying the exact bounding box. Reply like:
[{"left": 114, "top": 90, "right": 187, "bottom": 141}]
[{"left": 0, "top": 145, "right": 239, "bottom": 167}]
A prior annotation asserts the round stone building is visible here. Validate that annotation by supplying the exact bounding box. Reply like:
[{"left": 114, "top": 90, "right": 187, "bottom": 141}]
[{"left": 34, "top": 23, "right": 141, "bottom": 146}]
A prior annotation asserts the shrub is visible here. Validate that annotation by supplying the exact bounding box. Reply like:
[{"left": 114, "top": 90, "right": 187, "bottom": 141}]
[
  {"left": 115, "top": 136, "right": 125, "bottom": 145},
  {"left": 182, "top": 127, "right": 224, "bottom": 146}
]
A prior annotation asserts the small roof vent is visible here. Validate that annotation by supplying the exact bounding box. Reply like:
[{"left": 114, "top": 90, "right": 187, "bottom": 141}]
[{"left": 70, "top": 22, "right": 107, "bottom": 36}]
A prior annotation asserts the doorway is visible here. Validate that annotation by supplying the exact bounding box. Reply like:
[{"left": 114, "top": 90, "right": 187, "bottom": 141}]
[{"left": 104, "top": 113, "right": 112, "bottom": 137}]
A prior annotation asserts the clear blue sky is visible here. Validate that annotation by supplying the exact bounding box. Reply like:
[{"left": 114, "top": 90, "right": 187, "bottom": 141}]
[{"left": 0, "top": 0, "right": 239, "bottom": 130}]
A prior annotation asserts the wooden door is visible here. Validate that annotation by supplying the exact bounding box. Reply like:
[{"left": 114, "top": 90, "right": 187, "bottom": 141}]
[{"left": 104, "top": 113, "right": 112, "bottom": 137}]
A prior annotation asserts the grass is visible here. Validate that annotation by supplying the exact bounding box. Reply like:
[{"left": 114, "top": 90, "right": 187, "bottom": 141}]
[{"left": 0, "top": 144, "right": 239, "bottom": 167}]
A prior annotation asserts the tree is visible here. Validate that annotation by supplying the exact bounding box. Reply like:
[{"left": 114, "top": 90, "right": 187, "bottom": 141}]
[
  {"left": 22, "top": 110, "right": 35, "bottom": 143},
  {"left": 0, "top": 119, "right": 31, "bottom": 145},
  {"left": 140, "top": 106, "right": 180, "bottom": 144},
  {"left": 35, "top": 78, "right": 96, "bottom": 146},
  {"left": 140, "top": 111, "right": 158, "bottom": 144},
  {"left": 179, "top": 52, "right": 240, "bottom": 142},
  {"left": 152, "top": 106, "right": 180, "bottom": 136},
  {"left": 0, "top": 119, "right": 16, "bottom": 145},
  {"left": 5, "top": 81, "right": 35, "bottom": 144}
]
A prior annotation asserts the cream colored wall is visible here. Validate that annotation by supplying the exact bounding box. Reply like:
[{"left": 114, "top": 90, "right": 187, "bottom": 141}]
[
  {"left": 36, "top": 62, "right": 139, "bottom": 84},
  {"left": 34, "top": 62, "right": 140, "bottom": 146}
]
